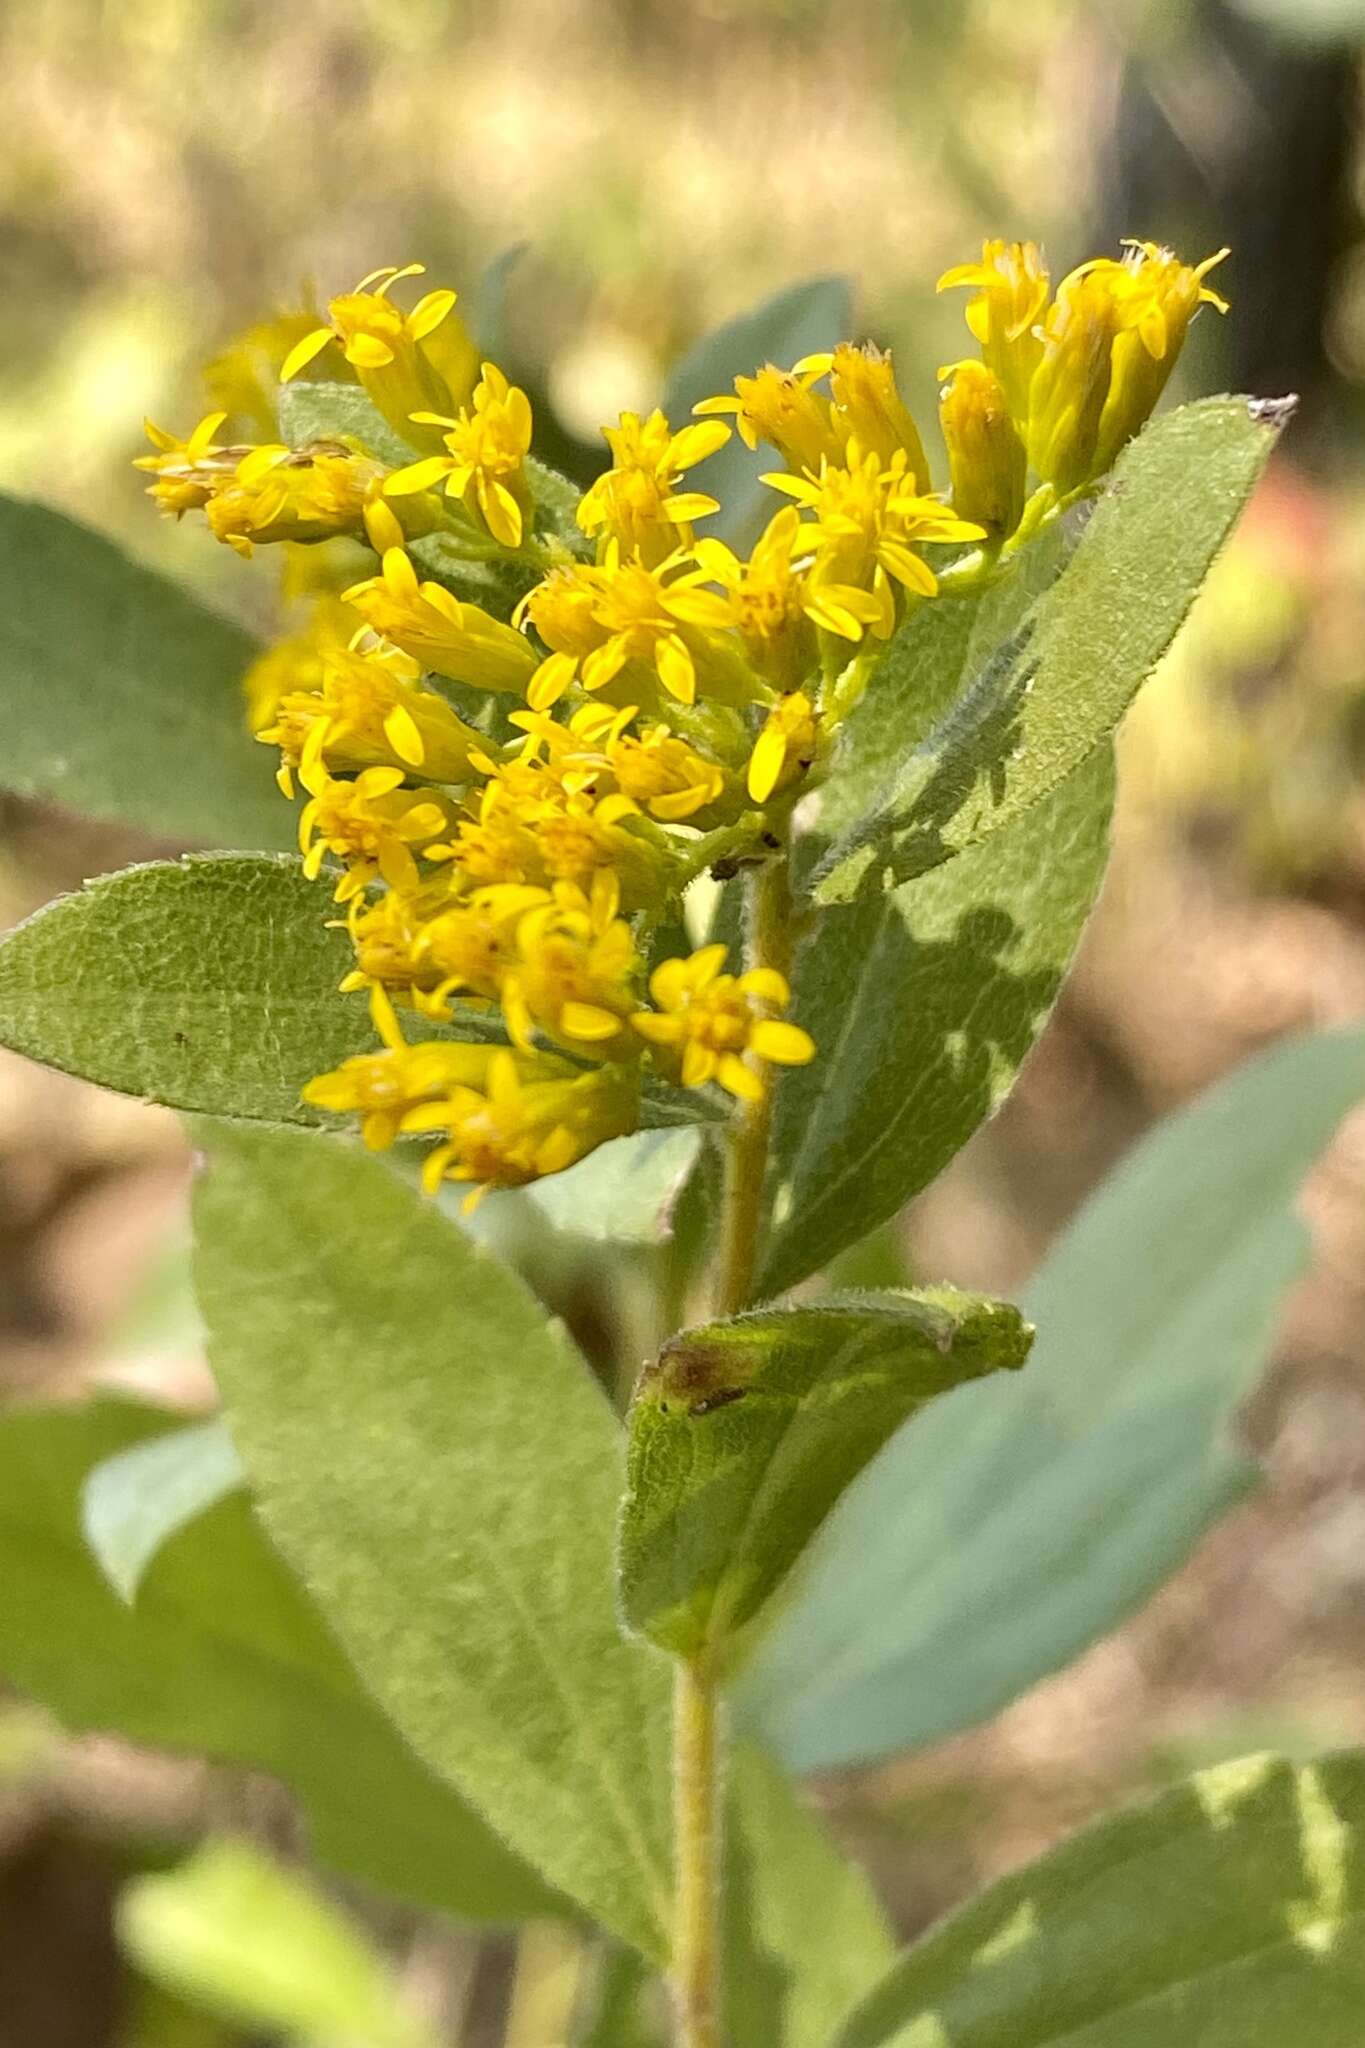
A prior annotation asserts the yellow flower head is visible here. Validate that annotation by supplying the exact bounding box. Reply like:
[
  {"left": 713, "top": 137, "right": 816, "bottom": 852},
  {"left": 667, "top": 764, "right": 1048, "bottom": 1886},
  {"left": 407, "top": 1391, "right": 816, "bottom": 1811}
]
[
  {"left": 402, "top": 1049, "right": 640, "bottom": 1207},
  {"left": 302, "top": 993, "right": 507, "bottom": 1151},
  {"left": 632, "top": 942, "right": 815, "bottom": 1102},
  {"left": 204, "top": 440, "right": 393, "bottom": 558},
  {"left": 692, "top": 506, "right": 817, "bottom": 693},
  {"left": 694, "top": 362, "right": 839, "bottom": 475},
  {"left": 767, "top": 448, "right": 986, "bottom": 639},
  {"left": 135, "top": 413, "right": 243, "bottom": 518},
  {"left": 1090, "top": 242, "right": 1230, "bottom": 475},
  {"left": 279, "top": 263, "right": 478, "bottom": 453},
  {"left": 385, "top": 362, "right": 536, "bottom": 550},
  {"left": 342, "top": 547, "right": 537, "bottom": 694},
  {"left": 747, "top": 689, "right": 820, "bottom": 805},
  {"left": 937, "top": 239, "right": 1050, "bottom": 423},
  {"left": 937, "top": 360, "right": 1027, "bottom": 537},
  {"left": 498, "top": 871, "right": 641, "bottom": 1058},
  {"left": 519, "top": 547, "right": 743, "bottom": 712},
  {"left": 258, "top": 638, "right": 483, "bottom": 796},
  {"left": 296, "top": 762, "right": 454, "bottom": 901},
  {"left": 413, "top": 882, "right": 553, "bottom": 1014},
  {"left": 797, "top": 343, "right": 930, "bottom": 489},
  {"left": 340, "top": 883, "right": 460, "bottom": 1009},
  {"left": 576, "top": 410, "right": 730, "bottom": 568}
]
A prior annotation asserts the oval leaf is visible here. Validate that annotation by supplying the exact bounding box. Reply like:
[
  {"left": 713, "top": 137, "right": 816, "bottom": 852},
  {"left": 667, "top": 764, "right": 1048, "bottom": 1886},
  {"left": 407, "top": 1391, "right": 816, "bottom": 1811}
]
[
  {"left": 813, "top": 396, "right": 1285, "bottom": 905},
  {"left": 619, "top": 1288, "right": 1032, "bottom": 1671},
  {"left": 741, "top": 1028, "right": 1365, "bottom": 1771},
  {"left": 760, "top": 746, "right": 1114, "bottom": 1297},
  {"left": 192, "top": 1122, "right": 675, "bottom": 1956},
  {"left": 0, "top": 493, "right": 288, "bottom": 851},
  {"left": 0, "top": 1398, "right": 557, "bottom": 1923},
  {"left": 0, "top": 853, "right": 500, "bottom": 1124},
  {"left": 832, "top": 1750, "right": 1365, "bottom": 2048}
]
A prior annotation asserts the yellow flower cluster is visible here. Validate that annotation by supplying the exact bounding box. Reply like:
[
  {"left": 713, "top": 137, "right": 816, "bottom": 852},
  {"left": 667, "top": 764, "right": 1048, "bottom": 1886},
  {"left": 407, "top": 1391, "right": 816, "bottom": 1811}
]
[{"left": 140, "top": 243, "right": 1226, "bottom": 1204}]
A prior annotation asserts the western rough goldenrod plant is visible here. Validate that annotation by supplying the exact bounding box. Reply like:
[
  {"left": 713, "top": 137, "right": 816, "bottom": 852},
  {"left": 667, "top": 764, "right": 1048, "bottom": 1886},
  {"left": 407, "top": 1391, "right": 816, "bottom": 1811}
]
[{"left": 10, "top": 237, "right": 1360, "bottom": 2047}]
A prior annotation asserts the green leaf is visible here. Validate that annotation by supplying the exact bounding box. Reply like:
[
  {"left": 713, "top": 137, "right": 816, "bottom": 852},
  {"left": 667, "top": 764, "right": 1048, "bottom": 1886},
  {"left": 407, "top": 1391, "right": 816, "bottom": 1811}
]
[
  {"left": 0, "top": 1398, "right": 559, "bottom": 1923},
  {"left": 663, "top": 278, "right": 852, "bottom": 549},
  {"left": 619, "top": 1289, "right": 1031, "bottom": 1671},
  {"left": 813, "top": 397, "right": 1284, "bottom": 906},
  {"left": 741, "top": 1028, "right": 1365, "bottom": 1771},
  {"left": 1228, "top": 0, "right": 1365, "bottom": 44},
  {"left": 725, "top": 1745, "right": 895, "bottom": 2048},
  {"left": 0, "top": 492, "right": 289, "bottom": 851},
  {"left": 119, "top": 1839, "right": 435, "bottom": 2048},
  {"left": 760, "top": 746, "right": 1114, "bottom": 1297},
  {"left": 191, "top": 1121, "right": 675, "bottom": 1957},
  {"left": 831, "top": 1749, "right": 1365, "bottom": 2048},
  {"left": 0, "top": 853, "right": 505, "bottom": 1124},
  {"left": 525, "top": 1127, "right": 701, "bottom": 1243},
  {"left": 82, "top": 1417, "right": 243, "bottom": 1604}
]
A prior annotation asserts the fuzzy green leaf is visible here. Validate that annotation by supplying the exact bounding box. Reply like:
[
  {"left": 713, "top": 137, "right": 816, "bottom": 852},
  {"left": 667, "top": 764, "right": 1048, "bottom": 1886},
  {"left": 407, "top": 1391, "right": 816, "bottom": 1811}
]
[
  {"left": 760, "top": 746, "right": 1114, "bottom": 1296},
  {"left": 119, "top": 1839, "right": 436, "bottom": 2048},
  {"left": 832, "top": 1750, "right": 1365, "bottom": 2047},
  {"left": 0, "top": 1398, "right": 559, "bottom": 1923},
  {"left": 813, "top": 396, "right": 1284, "bottom": 905},
  {"left": 0, "top": 492, "right": 289, "bottom": 850},
  {"left": 742, "top": 1028, "right": 1365, "bottom": 1771},
  {"left": 619, "top": 1289, "right": 1032, "bottom": 1670},
  {"left": 663, "top": 277, "right": 852, "bottom": 549},
  {"left": 192, "top": 1121, "right": 675, "bottom": 1956},
  {"left": 0, "top": 853, "right": 496, "bottom": 1123},
  {"left": 82, "top": 1416, "right": 243, "bottom": 1604}
]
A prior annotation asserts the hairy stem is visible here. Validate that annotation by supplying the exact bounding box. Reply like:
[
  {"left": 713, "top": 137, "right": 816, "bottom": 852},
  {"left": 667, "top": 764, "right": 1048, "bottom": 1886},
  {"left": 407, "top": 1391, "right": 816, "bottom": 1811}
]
[
  {"left": 671, "top": 839, "right": 794, "bottom": 2047},
  {"left": 671, "top": 1661, "right": 723, "bottom": 2048}
]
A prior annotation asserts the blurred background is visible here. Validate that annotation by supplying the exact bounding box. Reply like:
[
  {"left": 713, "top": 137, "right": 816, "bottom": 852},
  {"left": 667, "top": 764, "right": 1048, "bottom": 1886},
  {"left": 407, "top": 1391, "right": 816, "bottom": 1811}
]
[{"left": 7, "top": 0, "right": 1365, "bottom": 2040}]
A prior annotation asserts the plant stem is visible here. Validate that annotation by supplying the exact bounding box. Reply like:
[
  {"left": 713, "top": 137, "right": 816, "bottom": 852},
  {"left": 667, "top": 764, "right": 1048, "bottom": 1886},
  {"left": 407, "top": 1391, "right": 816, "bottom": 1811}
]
[
  {"left": 670, "top": 839, "right": 794, "bottom": 2047},
  {"left": 672, "top": 1661, "right": 723, "bottom": 2048}
]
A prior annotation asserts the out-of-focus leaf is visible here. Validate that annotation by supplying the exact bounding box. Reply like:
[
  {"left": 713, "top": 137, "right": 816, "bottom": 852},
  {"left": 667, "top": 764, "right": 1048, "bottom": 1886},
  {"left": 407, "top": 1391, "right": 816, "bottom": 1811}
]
[
  {"left": 742, "top": 1029, "right": 1365, "bottom": 1770},
  {"left": 192, "top": 1121, "right": 675, "bottom": 1957},
  {"left": 663, "top": 278, "right": 853, "bottom": 549},
  {"left": 82, "top": 1417, "right": 243, "bottom": 1604},
  {"left": 118, "top": 1839, "right": 435, "bottom": 2048},
  {"left": 725, "top": 1746, "right": 895, "bottom": 2048},
  {"left": 831, "top": 1750, "right": 1365, "bottom": 2048},
  {"left": 813, "top": 397, "right": 1285, "bottom": 905},
  {"left": 0, "top": 854, "right": 504, "bottom": 1123},
  {"left": 619, "top": 1290, "right": 1030, "bottom": 1671},
  {"left": 1229, "top": 0, "right": 1365, "bottom": 43},
  {"left": 0, "top": 1399, "right": 559, "bottom": 1923},
  {"left": 759, "top": 747, "right": 1114, "bottom": 1296},
  {"left": 0, "top": 492, "right": 287, "bottom": 850},
  {"left": 525, "top": 1127, "right": 701, "bottom": 1243}
]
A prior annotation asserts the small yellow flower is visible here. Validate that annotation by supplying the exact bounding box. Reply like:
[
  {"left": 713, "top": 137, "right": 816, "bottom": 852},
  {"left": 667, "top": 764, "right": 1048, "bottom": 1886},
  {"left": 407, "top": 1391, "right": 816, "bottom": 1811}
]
[
  {"left": 632, "top": 942, "right": 815, "bottom": 1102},
  {"left": 413, "top": 883, "right": 551, "bottom": 1015},
  {"left": 694, "top": 362, "right": 839, "bottom": 474},
  {"left": 795, "top": 343, "right": 931, "bottom": 489},
  {"left": 342, "top": 547, "right": 538, "bottom": 694},
  {"left": 279, "top": 263, "right": 478, "bottom": 453},
  {"left": 258, "top": 639, "right": 483, "bottom": 796},
  {"left": 518, "top": 547, "right": 747, "bottom": 712},
  {"left": 1089, "top": 242, "right": 1229, "bottom": 474},
  {"left": 296, "top": 762, "right": 453, "bottom": 901},
  {"left": 240, "top": 595, "right": 355, "bottom": 733},
  {"left": 692, "top": 506, "right": 817, "bottom": 693},
  {"left": 302, "top": 989, "right": 508, "bottom": 1150},
  {"left": 340, "top": 883, "right": 460, "bottom": 1009},
  {"left": 135, "top": 413, "right": 242, "bottom": 517},
  {"left": 576, "top": 410, "right": 730, "bottom": 567},
  {"left": 402, "top": 1049, "right": 640, "bottom": 1207},
  {"left": 385, "top": 362, "right": 536, "bottom": 550},
  {"left": 766, "top": 449, "right": 985, "bottom": 639},
  {"left": 499, "top": 872, "right": 641, "bottom": 1058},
  {"left": 938, "top": 360, "right": 1027, "bottom": 537},
  {"left": 204, "top": 440, "right": 395, "bottom": 557},
  {"left": 937, "top": 239, "right": 1050, "bottom": 423},
  {"left": 747, "top": 689, "right": 819, "bottom": 804}
]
